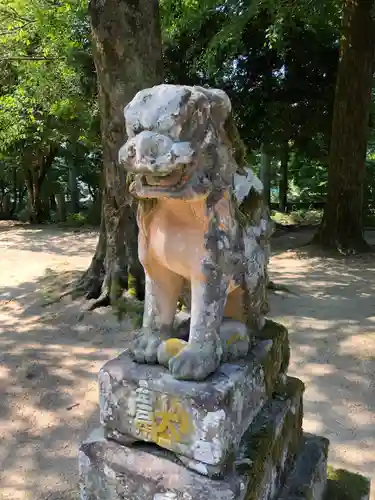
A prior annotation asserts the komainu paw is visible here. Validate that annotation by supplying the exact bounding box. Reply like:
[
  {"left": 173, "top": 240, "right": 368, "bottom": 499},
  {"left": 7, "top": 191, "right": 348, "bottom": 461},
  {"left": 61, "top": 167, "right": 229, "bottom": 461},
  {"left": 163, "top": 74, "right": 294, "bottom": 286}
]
[
  {"left": 131, "top": 329, "right": 163, "bottom": 364},
  {"left": 168, "top": 336, "right": 223, "bottom": 381}
]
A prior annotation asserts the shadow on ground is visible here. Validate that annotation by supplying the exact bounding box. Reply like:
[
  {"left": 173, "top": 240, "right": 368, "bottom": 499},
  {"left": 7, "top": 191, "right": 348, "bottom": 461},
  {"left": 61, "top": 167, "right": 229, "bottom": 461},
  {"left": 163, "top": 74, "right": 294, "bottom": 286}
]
[
  {"left": 269, "top": 235, "right": 375, "bottom": 490},
  {"left": 0, "top": 272, "right": 132, "bottom": 499},
  {"left": 0, "top": 224, "right": 374, "bottom": 498},
  {"left": 0, "top": 223, "right": 98, "bottom": 258}
]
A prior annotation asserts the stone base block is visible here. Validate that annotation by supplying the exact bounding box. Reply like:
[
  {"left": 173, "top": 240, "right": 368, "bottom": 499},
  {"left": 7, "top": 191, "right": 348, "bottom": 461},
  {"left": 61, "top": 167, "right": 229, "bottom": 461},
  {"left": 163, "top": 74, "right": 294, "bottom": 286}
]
[
  {"left": 99, "top": 320, "right": 289, "bottom": 476},
  {"left": 79, "top": 377, "right": 310, "bottom": 500},
  {"left": 79, "top": 427, "right": 240, "bottom": 500},
  {"left": 237, "top": 377, "right": 304, "bottom": 499},
  {"left": 278, "top": 433, "right": 329, "bottom": 500}
]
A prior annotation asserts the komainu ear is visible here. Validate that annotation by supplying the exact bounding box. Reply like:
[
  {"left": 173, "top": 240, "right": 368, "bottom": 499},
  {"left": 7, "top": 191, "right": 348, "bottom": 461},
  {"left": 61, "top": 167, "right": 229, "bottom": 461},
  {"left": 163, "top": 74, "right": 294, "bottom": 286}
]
[{"left": 195, "top": 86, "right": 231, "bottom": 129}]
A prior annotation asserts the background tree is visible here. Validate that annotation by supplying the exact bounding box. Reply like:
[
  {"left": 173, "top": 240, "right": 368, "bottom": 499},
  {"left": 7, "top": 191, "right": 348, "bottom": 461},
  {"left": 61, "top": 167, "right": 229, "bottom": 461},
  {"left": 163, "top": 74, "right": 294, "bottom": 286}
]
[
  {"left": 1, "top": 0, "right": 375, "bottom": 306},
  {"left": 76, "top": 0, "right": 164, "bottom": 305},
  {"left": 0, "top": 0, "right": 98, "bottom": 223},
  {"left": 162, "top": 0, "right": 339, "bottom": 204},
  {"left": 313, "top": 0, "right": 375, "bottom": 253}
]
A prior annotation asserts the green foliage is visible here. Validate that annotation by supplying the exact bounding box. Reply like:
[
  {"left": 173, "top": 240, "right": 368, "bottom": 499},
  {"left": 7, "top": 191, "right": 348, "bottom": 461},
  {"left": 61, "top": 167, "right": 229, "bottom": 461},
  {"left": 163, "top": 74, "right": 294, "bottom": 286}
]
[
  {"left": 0, "top": 0, "right": 101, "bottom": 222},
  {"left": 288, "top": 154, "right": 328, "bottom": 202},
  {"left": 63, "top": 212, "right": 87, "bottom": 227},
  {"left": 325, "top": 466, "right": 370, "bottom": 500},
  {"left": 162, "top": 0, "right": 339, "bottom": 158},
  {"left": 0, "top": 0, "right": 94, "bottom": 149},
  {"left": 59, "top": 204, "right": 101, "bottom": 228},
  {"left": 113, "top": 296, "right": 143, "bottom": 327},
  {"left": 0, "top": 0, "right": 373, "bottom": 230},
  {"left": 271, "top": 209, "right": 322, "bottom": 226}
]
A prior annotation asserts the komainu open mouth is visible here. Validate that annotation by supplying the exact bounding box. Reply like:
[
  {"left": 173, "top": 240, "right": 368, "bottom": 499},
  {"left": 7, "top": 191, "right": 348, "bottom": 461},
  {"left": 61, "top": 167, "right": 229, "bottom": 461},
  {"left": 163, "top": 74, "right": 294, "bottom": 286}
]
[{"left": 142, "top": 165, "right": 189, "bottom": 189}]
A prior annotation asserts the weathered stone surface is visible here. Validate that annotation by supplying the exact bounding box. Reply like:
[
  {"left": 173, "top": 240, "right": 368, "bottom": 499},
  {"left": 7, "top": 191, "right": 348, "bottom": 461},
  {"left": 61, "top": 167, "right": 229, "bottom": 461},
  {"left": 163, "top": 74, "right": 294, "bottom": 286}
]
[
  {"left": 157, "top": 318, "right": 250, "bottom": 367},
  {"left": 99, "top": 322, "right": 289, "bottom": 477},
  {"left": 117, "top": 83, "right": 274, "bottom": 381},
  {"left": 237, "top": 376, "right": 305, "bottom": 500},
  {"left": 278, "top": 433, "right": 329, "bottom": 500},
  {"left": 79, "top": 427, "right": 241, "bottom": 500},
  {"left": 99, "top": 342, "right": 270, "bottom": 477},
  {"left": 254, "top": 319, "right": 290, "bottom": 395},
  {"left": 80, "top": 376, "right": 306, "bottom": 500}
]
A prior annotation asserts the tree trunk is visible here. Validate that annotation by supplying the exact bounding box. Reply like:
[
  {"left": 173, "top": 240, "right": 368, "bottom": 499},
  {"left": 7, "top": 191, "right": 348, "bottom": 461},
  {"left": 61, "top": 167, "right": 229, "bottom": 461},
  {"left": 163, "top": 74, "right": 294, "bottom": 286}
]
[
  {"left": 3, "top": 193, "right": 11, "bottom": 218},
  {"left": 79, "top": 0, "right": 163, "bottom": 305},
  {"left": 11, "top": 166, "right": 18, "bottom": 216},
  {"left": 313, "top": 0, "right": 375, "bottom": 253},
  {"left": 25, "top": 173, "right": 44, "bottom": 224},
  {"left": 17, "top": 186, "right": 26, "bottom": 213},
  {"left": 279, "top": 141, "right": 289, "bottom": 213},
  {"left": 260, "top": 143, "right": 272, "bottom": 206},
  {"left": 50, "top": 194, "right": 57, "bottom": 212},
  {"left": 56, "top": 191, "right": 67, "bottom": 223},
  {"left": 69, "top": 163, "right": 80, "bottom": 213},
  {"left": 24, "top": 146, "right": 57, "bottom": 224}
]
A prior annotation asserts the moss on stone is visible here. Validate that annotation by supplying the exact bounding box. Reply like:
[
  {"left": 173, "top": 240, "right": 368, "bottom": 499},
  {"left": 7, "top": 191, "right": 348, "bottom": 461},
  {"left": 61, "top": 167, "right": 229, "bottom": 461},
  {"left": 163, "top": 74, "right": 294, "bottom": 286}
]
[
  {"left": 325, "top": 466, "right": 370, "bottom": 500},
  {"left": 276, "top": 376, "right": 305, "bottom": 400},
  {"left": 113, "top": 296, "right": 143, "bottom": 327},
  {"left": 238, "top": 377, "right": 304, "bottom": 500},
  {"left": 127, "top": 274, "right": 137, "bottom": 298},
  {"left": 254, "top": 319, "right": 291, "bottom": 396}
]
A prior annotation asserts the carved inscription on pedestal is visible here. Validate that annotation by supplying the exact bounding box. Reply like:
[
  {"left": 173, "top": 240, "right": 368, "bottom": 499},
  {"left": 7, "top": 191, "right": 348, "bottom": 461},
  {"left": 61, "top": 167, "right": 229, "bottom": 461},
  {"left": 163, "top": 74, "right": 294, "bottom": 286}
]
[
  {"left": 133, "top": 381, "right": 193, "bottom": 449},
  {"left": 134, "top": 383, "right": 154, "bottom": 440}
]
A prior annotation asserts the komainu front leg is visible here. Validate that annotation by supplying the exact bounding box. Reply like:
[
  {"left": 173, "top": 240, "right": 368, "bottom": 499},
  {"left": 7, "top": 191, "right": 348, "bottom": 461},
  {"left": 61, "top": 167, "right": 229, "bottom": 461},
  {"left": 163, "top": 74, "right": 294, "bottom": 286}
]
[
  {"left": 131, "top": 268, "right": 183, "bottom": 364},
  {"left": 169, "top": 271, "right": 230, "bottom": 381}
]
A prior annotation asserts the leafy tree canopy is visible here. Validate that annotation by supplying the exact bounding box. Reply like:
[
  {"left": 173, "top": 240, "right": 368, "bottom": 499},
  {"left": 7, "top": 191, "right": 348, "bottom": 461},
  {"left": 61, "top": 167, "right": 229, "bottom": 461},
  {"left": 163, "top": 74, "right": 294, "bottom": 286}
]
[{"left": 161, "top": 0, "right": 340, "bottom": 162}]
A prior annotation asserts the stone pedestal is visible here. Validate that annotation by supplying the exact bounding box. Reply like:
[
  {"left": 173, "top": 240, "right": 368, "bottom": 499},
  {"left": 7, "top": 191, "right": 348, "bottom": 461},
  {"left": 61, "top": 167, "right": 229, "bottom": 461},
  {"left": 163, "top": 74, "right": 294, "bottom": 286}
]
[
  {"left": 79, "top": 431, "right": 329, "bottom": 500},
  {"left": 78, "top": 321, "right": 330, "bottom": 500}
]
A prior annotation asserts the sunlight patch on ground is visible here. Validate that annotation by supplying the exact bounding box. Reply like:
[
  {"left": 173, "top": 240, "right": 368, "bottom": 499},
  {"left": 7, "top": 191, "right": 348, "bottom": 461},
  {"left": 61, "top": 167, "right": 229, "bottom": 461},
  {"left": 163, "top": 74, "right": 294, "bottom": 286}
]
[{"left": 0, "top": 225, "right": 374, "bottom": 499}]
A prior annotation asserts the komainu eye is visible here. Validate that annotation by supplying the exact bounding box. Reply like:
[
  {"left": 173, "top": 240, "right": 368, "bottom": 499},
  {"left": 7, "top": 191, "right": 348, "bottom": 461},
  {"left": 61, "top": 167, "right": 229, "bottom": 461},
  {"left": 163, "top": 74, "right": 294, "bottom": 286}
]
[
  {"left": 128, "top": 144, "right": 136, "bottom": 158},
  {"left": 133, "top": 125, "right": 144, "bottom": 135}
]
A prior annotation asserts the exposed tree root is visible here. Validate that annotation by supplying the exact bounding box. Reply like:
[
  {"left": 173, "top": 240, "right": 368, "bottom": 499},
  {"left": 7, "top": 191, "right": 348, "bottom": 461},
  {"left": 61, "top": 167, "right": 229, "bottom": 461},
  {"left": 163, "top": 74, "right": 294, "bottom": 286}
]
[
  {"left": 267, "top": 280, "right": 297, "bottom": 296},
  {"left": 311, "top": 231, "right": 372, "bottom": 256}
]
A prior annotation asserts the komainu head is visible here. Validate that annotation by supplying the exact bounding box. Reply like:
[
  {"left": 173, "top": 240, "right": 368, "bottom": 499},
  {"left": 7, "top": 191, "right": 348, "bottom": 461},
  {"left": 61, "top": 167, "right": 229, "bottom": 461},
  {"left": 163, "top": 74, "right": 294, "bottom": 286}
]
[{"left": 118, "top": 84, "right": 240, "bottom": 200}]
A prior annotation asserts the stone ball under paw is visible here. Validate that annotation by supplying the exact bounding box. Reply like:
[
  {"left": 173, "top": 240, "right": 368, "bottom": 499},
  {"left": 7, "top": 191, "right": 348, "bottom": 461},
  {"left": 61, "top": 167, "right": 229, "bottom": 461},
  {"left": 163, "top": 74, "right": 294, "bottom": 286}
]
[
  {"left": 157, "top": 338, "right": 188, "bottom": 367},
  {"left": 219, "top": 320, "right": 250, "bottom": 362}
]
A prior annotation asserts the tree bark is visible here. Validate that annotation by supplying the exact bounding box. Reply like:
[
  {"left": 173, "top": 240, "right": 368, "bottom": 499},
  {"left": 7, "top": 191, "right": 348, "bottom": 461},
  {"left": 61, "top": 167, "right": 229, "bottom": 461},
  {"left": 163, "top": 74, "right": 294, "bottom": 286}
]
[
  {"left": 313, "top": 0, "right": 375, "bottom": 253},
  {"left": 279, "top": 141, "right": 289, "bottom": 213},
  {"left": 68, "top": 163, "right": 80, "bottom": 213},
  {"left": 56, "top": 191, "right": 67, "bottom": 223},
  {"left": 79, "top": 0, "right": 163, "bottom": 305},
  {"left": 49, "top": 194, "right": 57, "bottom": 212},
  {"left": 260, "top": 143, "right": 272, "bottom": 206},
  {"left": 11, "top": 166, "right": 18, "bottom": 216},
  {"left": 24, "top": 146, "right": 57, "bottom": 224}
]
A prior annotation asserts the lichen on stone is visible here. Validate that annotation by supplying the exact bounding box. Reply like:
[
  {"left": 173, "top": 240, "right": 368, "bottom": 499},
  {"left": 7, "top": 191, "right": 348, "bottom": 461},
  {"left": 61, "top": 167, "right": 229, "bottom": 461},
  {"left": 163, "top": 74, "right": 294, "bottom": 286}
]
[
  {"left": 253, "top": 319, "right": 291, "bottom": 396},
  {"left": 236, "top": 376, "right": 304, "bottom": 500}
]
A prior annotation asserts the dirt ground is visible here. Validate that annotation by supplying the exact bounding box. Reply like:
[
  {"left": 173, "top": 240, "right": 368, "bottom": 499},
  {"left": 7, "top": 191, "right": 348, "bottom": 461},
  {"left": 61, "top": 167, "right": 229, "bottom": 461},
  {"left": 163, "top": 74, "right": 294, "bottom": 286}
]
[{"left": 0, "top": 222, "right": 374, "bottom": 499}]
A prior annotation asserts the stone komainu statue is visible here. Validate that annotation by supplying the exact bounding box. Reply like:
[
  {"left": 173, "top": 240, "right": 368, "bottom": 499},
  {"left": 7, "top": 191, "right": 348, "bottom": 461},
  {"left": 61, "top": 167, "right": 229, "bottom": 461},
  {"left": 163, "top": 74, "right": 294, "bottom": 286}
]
[{"left": 119, "top": 84, "right": 274, "bottom": 381}]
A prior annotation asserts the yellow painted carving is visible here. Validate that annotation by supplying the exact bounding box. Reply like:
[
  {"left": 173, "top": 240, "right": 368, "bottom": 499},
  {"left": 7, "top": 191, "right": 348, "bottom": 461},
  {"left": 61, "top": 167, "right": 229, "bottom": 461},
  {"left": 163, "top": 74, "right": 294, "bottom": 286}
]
[
  {"left": 164, "top": 338, "right": 187, "bottom": 357},
  {"left": 135, "top": 420, "right": 153, "bottom": 439},
  {"left": 152, "top": 395, "right": 192, "bottom": 446}
]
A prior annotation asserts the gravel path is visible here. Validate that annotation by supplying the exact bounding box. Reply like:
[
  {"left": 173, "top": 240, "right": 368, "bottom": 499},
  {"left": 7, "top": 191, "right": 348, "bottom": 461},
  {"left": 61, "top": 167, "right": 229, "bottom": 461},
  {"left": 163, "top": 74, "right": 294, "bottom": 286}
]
[{"left": 0, "top": 223, "right": 373, "bottom": 499}]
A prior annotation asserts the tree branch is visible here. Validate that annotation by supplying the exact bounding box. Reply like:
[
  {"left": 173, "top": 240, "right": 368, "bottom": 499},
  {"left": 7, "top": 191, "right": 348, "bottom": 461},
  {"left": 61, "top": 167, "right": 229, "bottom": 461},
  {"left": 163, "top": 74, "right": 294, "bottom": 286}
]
[
  {"left": 0, "top": 5, "right": 33, "bottom": 23},
  {"left": 0, "top": 21, "right": 35, "bottom": 36},
  {"left": 0, "top": 56, "right": 63, "bottom": 61}
]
